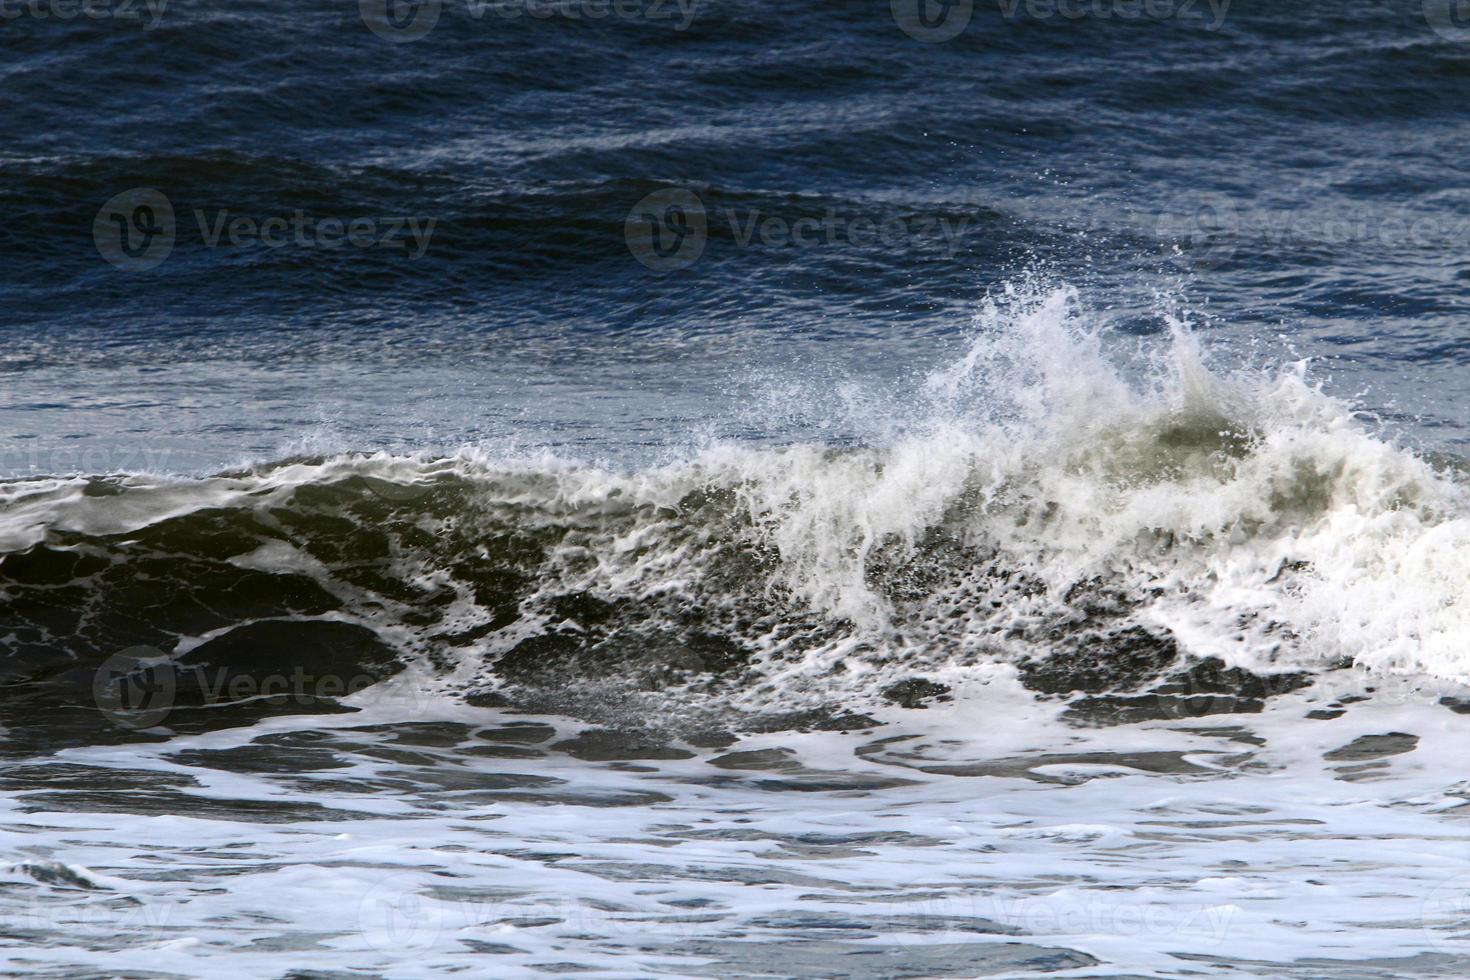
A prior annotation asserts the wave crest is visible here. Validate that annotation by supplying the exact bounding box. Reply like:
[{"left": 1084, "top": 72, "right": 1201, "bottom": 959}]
[{"left": 2, "top": 286, "right": 1466, "bottom": 732}]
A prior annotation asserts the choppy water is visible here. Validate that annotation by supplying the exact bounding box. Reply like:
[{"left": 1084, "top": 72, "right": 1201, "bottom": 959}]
[{"left": 6, "top": 1, "right": 1470, "bottom": 977}]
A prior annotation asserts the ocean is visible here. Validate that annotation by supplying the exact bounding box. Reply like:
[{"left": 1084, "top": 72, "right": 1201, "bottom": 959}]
[{"left": 4, "top": 1, "right": 1470, "bottom": 976}]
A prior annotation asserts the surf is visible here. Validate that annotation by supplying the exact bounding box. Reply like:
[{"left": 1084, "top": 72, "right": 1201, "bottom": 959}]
[{"left": 2, "top": 283, "right": 1465, "bottom": 739}]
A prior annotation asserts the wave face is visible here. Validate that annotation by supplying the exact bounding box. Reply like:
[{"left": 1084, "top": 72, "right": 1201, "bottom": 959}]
[{"left": 5, "top": 287, "right": 1466, "bottom": 743}]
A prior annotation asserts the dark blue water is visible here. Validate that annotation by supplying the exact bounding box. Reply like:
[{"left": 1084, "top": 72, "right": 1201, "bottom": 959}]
[{"left": 3, "top": 0, "right": 1469, "bottom": 473}]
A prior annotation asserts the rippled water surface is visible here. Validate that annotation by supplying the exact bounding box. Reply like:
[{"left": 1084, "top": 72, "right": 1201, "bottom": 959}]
[
  {"left": 9, "top": 688, "right": 1470, "bottom": 977},
  {"left": 5, "top": 0, "right": 1470, "bottom": 977}
]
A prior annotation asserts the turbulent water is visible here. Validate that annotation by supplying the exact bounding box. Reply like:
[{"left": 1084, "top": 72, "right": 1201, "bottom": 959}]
[{"left": 6, "top": 1, "right": 1470, "bottom": 977}]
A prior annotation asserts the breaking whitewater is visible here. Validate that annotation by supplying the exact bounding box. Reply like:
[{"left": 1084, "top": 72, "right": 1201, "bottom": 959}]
[
  {"left": 5, "top": 285, "right": 1470, "bottom": 977},
  {"left": 6, "top": 285, "right": 1469, "bottom": 729}
]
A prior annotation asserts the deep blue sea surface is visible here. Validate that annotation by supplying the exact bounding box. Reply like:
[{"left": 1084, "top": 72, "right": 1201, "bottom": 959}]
[
  {"left": 4, "top": 0, "right": 1469, "bottom": 471},
  {"left": 4, "top": 2, "right": 1470, "bottom": 977}
]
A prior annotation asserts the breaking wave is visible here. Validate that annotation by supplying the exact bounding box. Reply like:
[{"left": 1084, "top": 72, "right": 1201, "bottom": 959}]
[{"left": 3, "top": 285, "right": 1466, "bottom": 737}]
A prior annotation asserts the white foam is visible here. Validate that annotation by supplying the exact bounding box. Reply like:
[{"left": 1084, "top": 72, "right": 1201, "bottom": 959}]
[{"left": 4, "top": 283, "right": 1467, "bottom": 693}]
